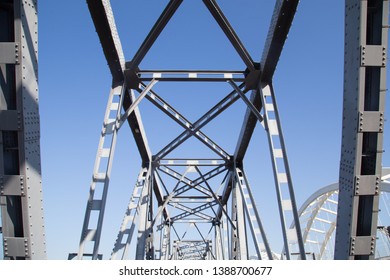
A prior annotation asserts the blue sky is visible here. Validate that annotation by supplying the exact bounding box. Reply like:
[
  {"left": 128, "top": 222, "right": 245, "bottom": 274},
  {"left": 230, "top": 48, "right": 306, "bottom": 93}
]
[{"left": 13, "top": 0, "right": 389, "bottom": 259}]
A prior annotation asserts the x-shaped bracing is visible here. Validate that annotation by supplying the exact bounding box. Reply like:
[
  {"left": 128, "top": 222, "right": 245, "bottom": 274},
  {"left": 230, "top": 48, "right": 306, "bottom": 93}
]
[{"left": 76, "top": 0, "right": 306, "bottom": 260}]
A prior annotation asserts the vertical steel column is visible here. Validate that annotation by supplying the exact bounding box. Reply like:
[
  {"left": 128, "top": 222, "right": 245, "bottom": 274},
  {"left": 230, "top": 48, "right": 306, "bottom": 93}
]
[
  {"left": 160, "top": 222, "right": 170, "bottom": 260},
  {"left": 221, "top": 205, "right": 229, "bottom": 259},
  {"left": 335, "top": 0, "right": 388, "bottom": 259},
  {"left": 214, "top": 222, "right": 224, "bottom": 260},
  {"left": 259, "top": 84, "right": 306, "bottom": 259},
  {"left": 135, "top": 165, "right": 154, "bottom": 259},
  {"left": 230, "top": 178, "right": 248, "bottom": 259},
  {"left": 235, "top": 167, "right": 273, "bottom": 259},
  {"left": 0, "top": 0, "right": 46, "bottom": 260},
  {"left": 111, "top": 167, "right": 149, "bottom": 260}
]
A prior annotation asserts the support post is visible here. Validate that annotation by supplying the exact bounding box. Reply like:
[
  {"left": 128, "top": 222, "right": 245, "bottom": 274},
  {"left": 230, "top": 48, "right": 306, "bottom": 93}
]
[
  {"left": 160, "top": 222, "right": 170, "bottom": 260},
  {"left": 136, "top": 165, "right": 154, "bottom": 259},
  {"left": 335, "top": 0, "right": 388, "bottom": 260},
  {"left": 231, "top": 177, "right": 248, "bottom": 259},
  {"left": 111, "top": 167, "right": 150, "bottom": 260},
  {"left": 0, "top": 0, "right": 46, "bottom": 260},
  {"left": 214, "top": 222, "right": 224, "bottom": 260},
  {"left": 260, "top": 84, "right": 306, "bottom": 259}
]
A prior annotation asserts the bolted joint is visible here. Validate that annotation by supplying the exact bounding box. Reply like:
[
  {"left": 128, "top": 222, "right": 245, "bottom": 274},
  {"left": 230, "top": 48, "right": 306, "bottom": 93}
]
[
  {"left": 350, "top": 236, "right": 376, "bottom": 256},
  {"left": 124, "top": 62, "right": 141, "bottom": 89},
  {"left": 243, "top": 63, "right": 261, "bottom": 92},
  {"left": 361, "top": 45, "right": 387, "bottom": 67},
  {"left": 212, "top": 218, "right": 221, "bottom": 226},
  {"left": 354, "top": 175, "right": 380, "bottom": 196},
  {"left": 15, "top": 43, "right": 19, "bottom": 64},
  {"left": 358, "top": 111, "right": 385, "bottom": 133}
]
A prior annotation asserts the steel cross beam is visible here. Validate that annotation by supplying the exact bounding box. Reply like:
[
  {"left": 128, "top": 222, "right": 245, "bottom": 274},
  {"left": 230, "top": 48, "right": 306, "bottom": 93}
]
[
  {"left": 156, "top": 166, "right": 214, "bottom": 197},
  {"left": 124, "top": 0, "right": 255, "bottom": 85},
  {"left": 138, "top": 84, "right": 231, "bottom": 161},
  {"left": 202, "top": 0, "right": 255, "bottom": 71},
  {"left": 125, "top": 0, "right": 183, "bottom": 72},
  {"left": 157, "top": 165, "right": 228, "bottom": 197},
  {"left": 154, "top": 83, "right": 245, "bottom": 160},
  {"left": 138, "top": 70, "right": 246, "bottom": 82},
  {"left": 170, "top": 201, "right": 218, "bottom": 222}
]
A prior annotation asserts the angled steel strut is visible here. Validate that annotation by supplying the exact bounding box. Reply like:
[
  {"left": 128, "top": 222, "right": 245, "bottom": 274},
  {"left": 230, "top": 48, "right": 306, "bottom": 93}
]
[{"left": 71, "top": 0, "right": 307, "bottom": 260}]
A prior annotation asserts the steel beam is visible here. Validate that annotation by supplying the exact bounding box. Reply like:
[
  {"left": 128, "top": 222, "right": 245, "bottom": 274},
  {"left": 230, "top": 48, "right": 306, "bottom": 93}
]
[
  {"left": 111, "top": 167, "right": 150, "bottom": 260},
  {"left": 86, "top": 0, "right": 151, "bottom": 164},
  {"left": 261, "top": 0, "right": 299, "bottom": 83},
  {"left": 335, "top": 0, "right": 388, "bottom": 260},
  {"left": 122, "top": 89, "right": 152, "bottom": 164},
  {"left": 155, "top": 84, "right": 245, "bottom": 160},
  {"left": 77, "top": 84, "right": 126, "bottom": 260},
  {"left": 260, "top": 84, "right": 306, "bottom": 259},
  {"left": 235, "top": 167, "right": 272, "bottom": 259},
  {"left": 135, "top": 169, "right": 153, "bottom": 259},
  {"left": 172, "top": 166, "right": 227, "bottom": 197},
  {"left": 142, "top": 86, "right": 231, "bottom": 161},
  {"left": 140, "top": 77, "right": 245, "bottom": 83},
  {"left": 0, "top": 0, "right": 46, "bottom": 260},
  {"left": 228, "top": 80, "right": 263, "bottom": 122},
  {"left": 234, "top": 89, "right": 262, "bottom": 162},
  {"left": 157, "top": 159, "right": 226, "bottom": 166},
  {"left": 170, "top": 201, "right": 217, "bottom": 222},
  {"left": 230, "top": 178, "right": 247, "bottom": 259},
  {"left": 79, "top": 0, "right": 313, "bottom": 261},
  {"left": 139, "top": 70, "right": 246, "bottom": 82},
  {"left": 86, "top": 0, "right": 125, "bottom": 84},
  {"left": 126, "top": 0, "right": 183, "bottom": 71},
  {"left": 156, "top": 166, "right": 214, "bottom": 197},
  {"left": 202, "top": 0, "right": 255, "bottom": 71},
  {"left": 234, "top": 0, "right": 299, "bottom": 161}
]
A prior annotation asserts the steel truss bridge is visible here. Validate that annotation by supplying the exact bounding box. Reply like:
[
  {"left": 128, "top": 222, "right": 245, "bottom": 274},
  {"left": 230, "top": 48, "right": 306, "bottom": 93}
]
[{"left": 0, "top": 0, "right": 389, "bottom": 260}]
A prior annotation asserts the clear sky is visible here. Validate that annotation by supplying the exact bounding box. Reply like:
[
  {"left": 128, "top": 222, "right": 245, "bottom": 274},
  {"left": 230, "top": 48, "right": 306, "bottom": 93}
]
[{"left": 11, "top": 0, "right": 389, "bottom": 260}]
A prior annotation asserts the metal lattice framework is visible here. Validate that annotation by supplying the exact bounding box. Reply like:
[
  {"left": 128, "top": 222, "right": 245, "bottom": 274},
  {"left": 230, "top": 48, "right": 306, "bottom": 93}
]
[
  {"left": 292, "top": 172, "right": 390, "bottom": 260},
  {"left": 1, "top": 0, "right": 388, "bottom": 261},
  {"left": 70, "top": 0, "right": 307, "bottom": 260}
]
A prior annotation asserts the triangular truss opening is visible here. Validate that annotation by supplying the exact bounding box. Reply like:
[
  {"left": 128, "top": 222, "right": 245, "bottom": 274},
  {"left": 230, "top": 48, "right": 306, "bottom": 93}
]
[{"left": 112, "top": 0, "right": 256, "bottom": 72}]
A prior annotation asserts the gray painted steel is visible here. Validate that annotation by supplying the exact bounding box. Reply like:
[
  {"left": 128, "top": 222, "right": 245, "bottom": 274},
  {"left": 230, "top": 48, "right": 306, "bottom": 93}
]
[
  {"left": 0, "top": 0, "right": 46, "bottom": 259},
  {"left": 68, "top": 0, "right": 390, "bottom": 261},
  {"left": 294, "top": 181, "right": 390, "bottom": 260},
  {"left": 86, "top": 0, "right": 151, "bottom": 164},
  {"left": 234, "top": 0, "right": 299, "bottom": 162},
  {"left": 2, "top": 0, "right": 386, "bottom": 261},
  {"left": 335, "top": 0, "right": 389, "bottom": 260},
  {"left": 72, "top": 0, "right": 306, "bottom": 260}
]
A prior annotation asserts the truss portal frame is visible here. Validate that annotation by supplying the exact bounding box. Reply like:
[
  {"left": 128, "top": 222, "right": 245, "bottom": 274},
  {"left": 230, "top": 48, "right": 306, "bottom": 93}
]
[{"left": 71, "top": 0, "right": 308, "bottom": 260}]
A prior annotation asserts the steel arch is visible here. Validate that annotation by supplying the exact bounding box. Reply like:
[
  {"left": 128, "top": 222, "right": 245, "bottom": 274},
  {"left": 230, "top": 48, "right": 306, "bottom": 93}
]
[{"left": 291, "top": 182, "right": 390, "bottom": 260}]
